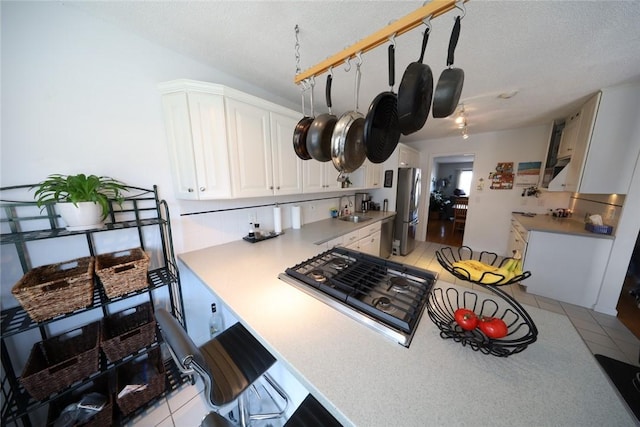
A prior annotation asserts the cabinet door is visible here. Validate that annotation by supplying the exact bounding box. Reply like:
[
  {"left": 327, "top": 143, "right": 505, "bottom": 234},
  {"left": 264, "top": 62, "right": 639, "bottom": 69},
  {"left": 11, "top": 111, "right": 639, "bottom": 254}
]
[
  {"left": 358, "top": 231, "right": 381, "bottom": 256},
  {"left": 579, "top": 87, "right": 640, "bottom": 194},
  {"left": 557, "top": 111, "right": 581, "bottom": 159},
  {"left": 398, "top": 145, "right": 419, "bottom": 168},
  {"left": 563, "top": 95, "right": 597, "bottom": 192},
  {"left": 271, "top": 111, "right": 303, "bottom": 195},
  {"left": 324, "top": 163, "right": 343, "bottom": 191},
  {"left": 226, "top": 98, "right": 274, "bottom": 198},
  {"left": 161, "top": 92, "right": 232, "bottom": 199},
  {"left": 303, "top": 159, "right": 325, "bottom": 193},
  {"left": 366, "top": 161, "right": 383, "bottom": 188}
]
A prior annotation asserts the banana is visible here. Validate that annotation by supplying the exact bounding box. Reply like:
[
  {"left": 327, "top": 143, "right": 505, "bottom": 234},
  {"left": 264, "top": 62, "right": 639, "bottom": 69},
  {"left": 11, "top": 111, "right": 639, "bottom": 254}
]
[
  {"left": 512, "top": 259, "right": 523, "bottom": 276},
  {"left": 502, "top": 258, "right": 516, "bottom": 272},
  {"left": 460, "top": 260, "right": 498, "bottom": 272},
  {"left": 452, "top": 260, "right": 514, "bottom": 284}
]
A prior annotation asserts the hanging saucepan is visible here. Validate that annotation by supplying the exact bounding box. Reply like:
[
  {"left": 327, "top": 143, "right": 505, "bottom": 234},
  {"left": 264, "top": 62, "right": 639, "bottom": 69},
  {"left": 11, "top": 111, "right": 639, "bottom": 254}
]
[
  {"left": 292, "top": 80, "right": 313, "bottom": 160},
  {"left": 331, "top": 57, "right": 366, "bottom": 174},
  {"left": 363, "top": 43, "right": 401, "bottom": 164},
  {"left": 397, "top": 22, "right": 433, "bottom": 135},
  {"left": 433, "top": 15, "right": 464, "bottom": 118},
  {"left": 307, "top": 73, "right": 337, "bottom": 162}
]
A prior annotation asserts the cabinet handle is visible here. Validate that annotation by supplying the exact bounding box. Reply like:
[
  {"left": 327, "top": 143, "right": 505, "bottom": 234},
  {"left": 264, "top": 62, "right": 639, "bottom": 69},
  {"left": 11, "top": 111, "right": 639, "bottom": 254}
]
[
  {"left": 200, "top": 187, "right": 206, "bottom": 192},
  {"left": 270, "top": 186, "right": 274, "bottom": 190},
  {"left": 188, "top": 188, "right": 194, "bottom": 193},
  {"left": 277, "top": 186, "right": 280, "bottom": 190}
]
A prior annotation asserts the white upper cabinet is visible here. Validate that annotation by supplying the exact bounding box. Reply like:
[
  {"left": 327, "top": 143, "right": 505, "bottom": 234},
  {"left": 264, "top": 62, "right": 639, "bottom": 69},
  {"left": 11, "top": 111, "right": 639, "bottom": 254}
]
[
  {"left": 226, "top": 97, "right": 273, "bottom": 198},
  {"left": 364, "top": 160, "right": 383, "bottom": 188},
  {"left": 160, "top": 87, "right": 232, "bottom": 199},
  {"left": 398, "top": 144, "right": 419, "bottom": 168},
  {"left": 226, "top": 98, "right": 303, "bottom": 198},
  {"left": 557, "top": 110, "right": 581, "bottom": 159},
  {"left": 270, "top": 111, "right": 304, "bottom": 195},
  {"left": 303, "top": 161, "right": 343, "bottom": 193},
  {"left": 159, "top": 80, "right": 302, "bottom": 199},
  {"left": 578, "top": 84, "right": 640, "bottom": 194},
  {"left": 547, "top": 83, "right": 640, "bottom": 194}
]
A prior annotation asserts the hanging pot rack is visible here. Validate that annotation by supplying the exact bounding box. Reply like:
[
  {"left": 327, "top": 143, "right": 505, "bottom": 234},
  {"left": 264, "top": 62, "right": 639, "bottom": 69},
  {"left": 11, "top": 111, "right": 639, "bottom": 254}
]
[{"left": 293, "top": 0, "right": 469, "bottom": 84}]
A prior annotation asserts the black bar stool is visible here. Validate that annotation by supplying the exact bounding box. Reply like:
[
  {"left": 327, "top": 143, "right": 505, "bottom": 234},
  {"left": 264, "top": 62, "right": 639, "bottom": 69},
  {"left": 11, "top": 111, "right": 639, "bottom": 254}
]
[{"left": 155, "top": 308, "right": 289, "bottom": 426}]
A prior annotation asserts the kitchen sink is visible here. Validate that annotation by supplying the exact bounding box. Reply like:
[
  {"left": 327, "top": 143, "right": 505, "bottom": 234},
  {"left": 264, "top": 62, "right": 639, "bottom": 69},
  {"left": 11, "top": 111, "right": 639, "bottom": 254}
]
[{"left": 338, "top": 215, "right": 372, "bottom": 223}]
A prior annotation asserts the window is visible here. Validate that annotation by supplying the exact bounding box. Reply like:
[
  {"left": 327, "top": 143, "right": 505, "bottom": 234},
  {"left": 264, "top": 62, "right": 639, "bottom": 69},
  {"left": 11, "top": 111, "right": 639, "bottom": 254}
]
[{"left": 457, "top": 170, "right": 473, "bottom": 196}]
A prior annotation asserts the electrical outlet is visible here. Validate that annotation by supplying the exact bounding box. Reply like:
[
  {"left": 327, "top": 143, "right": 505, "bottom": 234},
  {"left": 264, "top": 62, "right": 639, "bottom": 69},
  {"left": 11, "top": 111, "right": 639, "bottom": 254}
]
[{"left": 310, "top": 204, "right": 316, "bottom": 211}]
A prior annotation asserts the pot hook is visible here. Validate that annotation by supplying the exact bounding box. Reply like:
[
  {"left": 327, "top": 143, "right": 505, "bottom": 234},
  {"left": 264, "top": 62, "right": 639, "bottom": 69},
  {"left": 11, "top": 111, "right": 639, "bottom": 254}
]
[{"left": 454, "top": 0, "right": 466, "bottom": 20}]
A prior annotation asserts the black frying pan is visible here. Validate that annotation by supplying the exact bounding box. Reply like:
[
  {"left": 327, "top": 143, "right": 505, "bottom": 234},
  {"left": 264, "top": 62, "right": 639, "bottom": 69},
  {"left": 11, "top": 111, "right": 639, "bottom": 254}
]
[
  {"left": 397, "top": 26, "right": 433, "bottom": 135},
  {"left": 293, "top": 85, "right": 313, "bottom": 160},
  {"left": 433, "top": 16, "right": 464, "bottom": 118},
  {"left": 364, "top": 44, "right": 400, "bottom": 164},
  {"left": 307, "top": 74, "right": 337, "bottom": 162}
]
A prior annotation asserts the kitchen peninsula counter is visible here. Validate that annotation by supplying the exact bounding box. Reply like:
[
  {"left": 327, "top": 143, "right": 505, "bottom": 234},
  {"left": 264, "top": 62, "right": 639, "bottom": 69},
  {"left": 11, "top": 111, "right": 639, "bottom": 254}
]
[
  {"left": 178, "top": 220, "right": 634, "bottom": 426},
  {"left": 512, "top": 212, "right": 615, "bottom": 239}
]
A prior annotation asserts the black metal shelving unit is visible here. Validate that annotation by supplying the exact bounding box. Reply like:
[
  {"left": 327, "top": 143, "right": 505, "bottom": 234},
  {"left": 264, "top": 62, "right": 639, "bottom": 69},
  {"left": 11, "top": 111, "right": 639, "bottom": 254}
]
[{"left": 0, "top": 184, "right": 188, "bottom": 426}]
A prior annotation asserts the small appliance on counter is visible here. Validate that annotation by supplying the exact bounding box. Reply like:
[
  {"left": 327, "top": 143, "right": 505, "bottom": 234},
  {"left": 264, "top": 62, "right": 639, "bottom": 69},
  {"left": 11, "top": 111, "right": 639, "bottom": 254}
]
[{"left": 355, "top": 192, "right": 370, "bottom": 213}]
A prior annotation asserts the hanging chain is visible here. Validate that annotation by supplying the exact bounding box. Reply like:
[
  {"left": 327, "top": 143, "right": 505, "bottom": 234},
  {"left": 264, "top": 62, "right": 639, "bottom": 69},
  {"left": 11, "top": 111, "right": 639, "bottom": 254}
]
[{"left": 294, "top": 24, "right": 301, "bottom": 76}]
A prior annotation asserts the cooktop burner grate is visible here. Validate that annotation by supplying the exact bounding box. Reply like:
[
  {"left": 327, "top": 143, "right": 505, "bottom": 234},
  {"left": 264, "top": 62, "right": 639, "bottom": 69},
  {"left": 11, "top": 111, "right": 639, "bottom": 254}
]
[{"left": 281, "top": 247, "right": 437, "bottom": 347}]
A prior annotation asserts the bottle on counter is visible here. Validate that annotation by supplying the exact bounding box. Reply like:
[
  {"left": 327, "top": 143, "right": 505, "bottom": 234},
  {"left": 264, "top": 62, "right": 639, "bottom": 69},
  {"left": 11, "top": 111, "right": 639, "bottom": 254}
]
[{"left": 209, "top": 303, "right": 224, "bottom": 338}]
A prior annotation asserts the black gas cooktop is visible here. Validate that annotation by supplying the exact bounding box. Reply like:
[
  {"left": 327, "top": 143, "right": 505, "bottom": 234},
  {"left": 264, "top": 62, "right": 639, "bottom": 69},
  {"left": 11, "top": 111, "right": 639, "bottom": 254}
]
[{"left": 279, "top": 247, "right": 437, "bottom": 347}]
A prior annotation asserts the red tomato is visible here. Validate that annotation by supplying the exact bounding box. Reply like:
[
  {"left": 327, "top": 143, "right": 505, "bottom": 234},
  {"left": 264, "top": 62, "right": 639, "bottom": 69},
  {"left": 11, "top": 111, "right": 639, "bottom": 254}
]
[
  {"left": 454, "top": 308, "right": 478, "bottom": 331},
  {"left": 478, "top": 316, "right": 508, "bottom": 339}
]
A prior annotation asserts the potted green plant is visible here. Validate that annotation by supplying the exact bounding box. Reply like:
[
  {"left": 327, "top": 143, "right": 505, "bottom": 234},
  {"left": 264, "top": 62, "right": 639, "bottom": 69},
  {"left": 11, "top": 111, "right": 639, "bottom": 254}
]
[{"left": 33, "top": 173, "right": 127, "bottom": 230}]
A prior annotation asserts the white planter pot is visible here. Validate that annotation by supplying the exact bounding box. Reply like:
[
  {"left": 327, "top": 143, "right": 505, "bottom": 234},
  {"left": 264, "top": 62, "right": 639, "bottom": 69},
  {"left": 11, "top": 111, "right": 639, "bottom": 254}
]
[{"left": 56, "top": 202, "right": 105, "bottom": 231}]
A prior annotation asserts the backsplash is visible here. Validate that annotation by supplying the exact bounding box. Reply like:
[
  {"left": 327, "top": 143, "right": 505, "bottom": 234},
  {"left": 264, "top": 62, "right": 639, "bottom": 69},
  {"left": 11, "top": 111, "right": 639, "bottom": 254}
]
[{"left": 569, "top": 193, "right": 625, "bottom": 229}]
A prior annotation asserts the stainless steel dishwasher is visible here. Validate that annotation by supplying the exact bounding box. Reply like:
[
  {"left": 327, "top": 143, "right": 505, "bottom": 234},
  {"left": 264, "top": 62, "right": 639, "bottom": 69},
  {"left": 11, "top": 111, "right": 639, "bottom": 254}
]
[{"left": 380, "top": 215, "right": 395, "bottom": 259}]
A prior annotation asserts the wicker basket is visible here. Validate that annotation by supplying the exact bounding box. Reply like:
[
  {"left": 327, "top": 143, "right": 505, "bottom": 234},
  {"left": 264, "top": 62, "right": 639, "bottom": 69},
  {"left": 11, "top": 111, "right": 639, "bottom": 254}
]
[
  {"left": 20, "top": 321, "right": 101, "bottom": 400},
  {"left": 115, "top": 348, "right": 165, "bottom": 416},
  {"left": 46, "top": 377, "right": 113, "bottom": 427},
  {"left": 101, "top": 302, "right": 157, "bottom": 363},
  {"left": 96, "top": 248, "right": 150, "bottom": 299},
  {"left": 11, "top": 257, "right": 95, "bottom": 322}
]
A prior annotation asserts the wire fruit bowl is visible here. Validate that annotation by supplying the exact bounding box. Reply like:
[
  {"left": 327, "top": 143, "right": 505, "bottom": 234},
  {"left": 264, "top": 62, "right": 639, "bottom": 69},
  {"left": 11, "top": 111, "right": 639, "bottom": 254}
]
[
  {"left": 427, "top": 247, "right": 538, "bottom": 357},
  {"left": 436, "top": 246, "right": 531, "bottom": 286}
]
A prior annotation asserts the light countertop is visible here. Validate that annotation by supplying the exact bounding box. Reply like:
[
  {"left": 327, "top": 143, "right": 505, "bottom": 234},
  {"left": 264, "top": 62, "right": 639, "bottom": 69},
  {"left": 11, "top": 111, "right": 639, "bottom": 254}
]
[
  {"left": 512, "top": 213, "right": 615, "bottom": 239},
  {"left": 178, "top": 216, "right": 634, "bottom": 426}
]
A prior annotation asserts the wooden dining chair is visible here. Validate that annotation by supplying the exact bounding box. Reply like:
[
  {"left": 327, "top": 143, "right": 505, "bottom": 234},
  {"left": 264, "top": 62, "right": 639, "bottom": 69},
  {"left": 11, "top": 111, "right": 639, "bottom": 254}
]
[{"left": 451, "top": 200, "right": 468, "bottom": 233}]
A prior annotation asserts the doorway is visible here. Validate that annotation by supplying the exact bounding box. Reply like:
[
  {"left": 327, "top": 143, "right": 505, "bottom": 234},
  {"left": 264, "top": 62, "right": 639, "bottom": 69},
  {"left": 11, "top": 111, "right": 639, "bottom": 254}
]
[
  {"left": 616, "top": 231, "right": 640, "bottom": 339},
  {"left": 426, "top": 154, "right": 474, "bottom": 247}
]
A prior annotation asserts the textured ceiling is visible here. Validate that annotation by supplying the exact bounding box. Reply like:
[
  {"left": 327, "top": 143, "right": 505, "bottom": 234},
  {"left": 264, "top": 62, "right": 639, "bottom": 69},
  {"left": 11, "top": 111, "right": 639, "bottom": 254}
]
[{"left": 71, "top": 0, "right": 640, "bottom": 142}]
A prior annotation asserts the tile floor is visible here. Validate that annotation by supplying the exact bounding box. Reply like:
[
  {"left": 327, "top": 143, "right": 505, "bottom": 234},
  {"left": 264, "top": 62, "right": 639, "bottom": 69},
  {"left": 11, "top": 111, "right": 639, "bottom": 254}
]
[{"left": 129, "top": 241, "right": 640, "bottom": 427}]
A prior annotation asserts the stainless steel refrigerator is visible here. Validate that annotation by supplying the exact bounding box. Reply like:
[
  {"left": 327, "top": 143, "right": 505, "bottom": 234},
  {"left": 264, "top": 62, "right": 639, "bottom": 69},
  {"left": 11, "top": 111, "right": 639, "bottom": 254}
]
[{"left": 394, "top": 167, "right": 421, "bottom": 255}]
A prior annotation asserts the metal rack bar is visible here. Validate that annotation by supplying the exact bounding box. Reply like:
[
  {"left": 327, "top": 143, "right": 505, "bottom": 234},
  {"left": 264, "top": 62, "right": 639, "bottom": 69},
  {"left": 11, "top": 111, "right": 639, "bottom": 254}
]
[{"left": 293, "top": 0, "right": 468, "bottom": 84}]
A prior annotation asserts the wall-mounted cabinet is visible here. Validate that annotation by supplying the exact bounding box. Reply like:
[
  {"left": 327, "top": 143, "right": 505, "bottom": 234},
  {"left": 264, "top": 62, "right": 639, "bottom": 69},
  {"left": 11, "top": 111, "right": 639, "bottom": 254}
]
[
  {"left": 557, "top": 110, "right": 581, "bottom": 160},
  {"left": 226, "top": 98, "right": 303, "bottom": 198},
  {"left": 363, "top": 160, "right": 383, "bottom": 188},
  {"left": 398, "top": 145, "right": 420, "bottom": 168},
  {"left": 303, "top": 161, "right": 343, "bottom": 193},
  {"left": 160, "top": 88, "right": 232, "bottom": 199},
  {"left": 545, "top": 83, "right": 640, "bottom": 194},
  {"left": 159, "top": 80, "right": 303, "bottom": 200}
]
